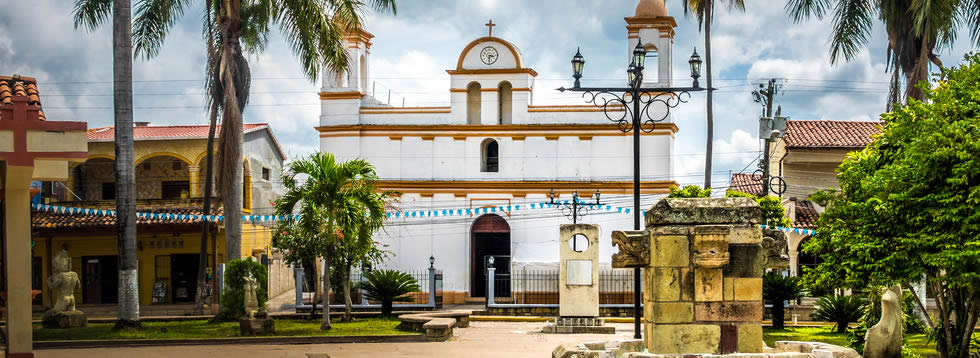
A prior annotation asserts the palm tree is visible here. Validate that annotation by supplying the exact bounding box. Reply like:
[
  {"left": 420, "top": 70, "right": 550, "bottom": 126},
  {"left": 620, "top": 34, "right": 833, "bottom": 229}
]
[
  {"left": 275, "top": 153, "right": 387, "bottom": 330},
  {"left": 784, "top": 0, "right": 975, "bottom": 107},
  {"left": 763, "top": 273, "right": 806, "bottom": 330},
  {"left": 681, "top": 0, "right": 746, "bottom": 189},
  {"left": 72, "top": 0, "right": 141, "bottom": 329},
  {"left": 73, "top": 0, "right": 396, "bottom": 315}
]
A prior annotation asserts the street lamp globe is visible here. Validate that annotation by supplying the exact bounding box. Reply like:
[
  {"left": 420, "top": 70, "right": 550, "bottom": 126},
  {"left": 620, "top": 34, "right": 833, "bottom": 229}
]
[
  {"left": 627, "top": 62, "right": 638, "bottom": 85},
  {"left": 688, "top": 48, "right": 703, "bottom": 87},
  {"left": 429, "top": 255, "right": 435, "bottom": 269},
  {"left": 571, "top": 48, "right": 585, "bottom": 88},
  {"left": 632, "top": 40, "right": 646, "bottom": 69}
]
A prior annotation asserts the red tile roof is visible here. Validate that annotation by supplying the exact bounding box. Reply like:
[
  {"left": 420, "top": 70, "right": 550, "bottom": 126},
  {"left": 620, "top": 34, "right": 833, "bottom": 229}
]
[
  {"left": 32, "top": 199, "right": 223, "bottom": 233},
  {"left": 87, "top": 123, "right": 268, "bottom": 141},
  {"left": 729, "top": 173, "right": 764, "bottom": 196},
  {"left": 0, "top": 75, "right": 46, "bottom": 120},
  {"left": 784, "top": 120, "right": 882, "bottom": 149},
  {"left": 793, "top": 200, "right": 819, "bottom": 229}
]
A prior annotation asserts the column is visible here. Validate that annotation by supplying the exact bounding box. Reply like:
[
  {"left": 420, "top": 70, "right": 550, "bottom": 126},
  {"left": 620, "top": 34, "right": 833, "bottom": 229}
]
[
  {"left": 188, "top": 165, "right": 201, "bottom": 198},
  {"left": 5, "top": 164, "right": 35, "bottom": 357}
]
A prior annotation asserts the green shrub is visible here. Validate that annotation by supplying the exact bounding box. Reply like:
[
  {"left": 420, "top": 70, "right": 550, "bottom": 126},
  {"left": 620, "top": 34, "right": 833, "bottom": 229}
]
[
  {"left": 361, "top": 270, "right": 420, "bottom": 317},
  {"left": 763, "top": 273, "right": 806, "bottom": 330},
  {"left": 213, "top": 259, "right": 268, "bottom": 322},
  {"left": 812, "top": 295, "right": 866, "bottom": 333},
  {"left": 667, "top": 185, "right": 712, "bottom": 198}
]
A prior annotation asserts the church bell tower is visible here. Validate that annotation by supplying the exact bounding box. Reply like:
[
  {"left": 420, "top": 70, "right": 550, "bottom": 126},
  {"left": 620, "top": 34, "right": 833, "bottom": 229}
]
[{"left": 626, "top": 0, "right": 676, "bottom": 87}]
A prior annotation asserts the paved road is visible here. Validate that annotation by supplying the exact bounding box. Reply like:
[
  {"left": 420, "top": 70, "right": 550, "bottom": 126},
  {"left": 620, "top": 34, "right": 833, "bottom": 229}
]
[{"left": 35, "top": 321, "right": 636, "bottom": 358}]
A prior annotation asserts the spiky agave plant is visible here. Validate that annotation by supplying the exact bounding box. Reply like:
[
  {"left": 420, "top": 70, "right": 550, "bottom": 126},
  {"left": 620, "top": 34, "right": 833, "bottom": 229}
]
[
  {"left": 361, "top": 270, "right": 420, "bottom": 317},
  {"left": 812, "top": 294, "right": 866, "bottom": 334}
]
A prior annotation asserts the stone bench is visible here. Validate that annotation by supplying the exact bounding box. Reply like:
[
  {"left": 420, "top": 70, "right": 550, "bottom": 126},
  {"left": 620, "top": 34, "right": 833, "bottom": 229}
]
[{"left": 395, "top": 310, "right": 471, "bottom": 341}]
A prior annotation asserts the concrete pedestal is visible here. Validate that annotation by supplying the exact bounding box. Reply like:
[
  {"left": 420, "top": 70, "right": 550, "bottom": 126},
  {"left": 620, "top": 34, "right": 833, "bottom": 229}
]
[
  {"left": 41, "top": 310, "right": 88, "bottom": 329},
  {"left": 239, "top": 318, "right": 275, "bottom": 336}
]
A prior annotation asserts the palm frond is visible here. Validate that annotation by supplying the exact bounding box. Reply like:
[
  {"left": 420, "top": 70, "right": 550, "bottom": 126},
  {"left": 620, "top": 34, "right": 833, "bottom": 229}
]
[
  {"left": 784, "top": 0, "right": 833, "bottom": 23},
  {"left": 72, "top": 0, "right": 112, "bottom": 31},
  {"left": 828, "top": 0, "right": 875, "bottom": 64},
  {"left": 132, "top": 0, "right": 192, "bottom": 59},
  {"left": 275, "top": 0, "right": 346, "bottom": 80},
  {"left": 962, "top": 0, "right": 980, "bottom": 46}
]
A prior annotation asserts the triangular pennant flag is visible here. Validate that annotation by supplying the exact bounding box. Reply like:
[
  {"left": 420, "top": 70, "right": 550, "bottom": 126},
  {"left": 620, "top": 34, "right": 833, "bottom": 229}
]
[
  {"left": 625, "top": 208, "right": 630, "bottom": 214},
  {"left": 515, "top": 205, "right": 520, "bottom": 210}
]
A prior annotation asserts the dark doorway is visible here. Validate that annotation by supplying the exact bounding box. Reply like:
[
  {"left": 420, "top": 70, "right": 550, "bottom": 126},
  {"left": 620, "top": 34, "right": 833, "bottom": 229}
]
[
  {"left": 170, "top": 254, "right": 199, "bottom": 303},
  {"left": 470, "top": 214, "right": 510, "bottom": 298},
  {"left": 161, "top": 181, "right": 190, "bottom": 199},
  {"left": 82, "top": 255, "right": 118, "bottom": 304}
]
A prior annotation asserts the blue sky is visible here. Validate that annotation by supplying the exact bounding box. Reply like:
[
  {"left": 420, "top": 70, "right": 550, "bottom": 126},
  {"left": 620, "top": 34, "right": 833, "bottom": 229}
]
[{"left": 1, "top": 0, "right": 976, "bottom": 189}]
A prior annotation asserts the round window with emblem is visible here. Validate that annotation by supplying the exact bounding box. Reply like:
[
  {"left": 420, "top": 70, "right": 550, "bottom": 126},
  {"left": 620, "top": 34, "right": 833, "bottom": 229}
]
[{"left": 480, "top": 46, "right": 498, "bottom": 65}]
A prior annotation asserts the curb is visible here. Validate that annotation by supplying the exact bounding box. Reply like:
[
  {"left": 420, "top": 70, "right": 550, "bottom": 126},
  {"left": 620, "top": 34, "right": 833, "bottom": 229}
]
[
  {"left": 34, "top": 334, "right": 426, "bottom": 349},
  {"left": 469, "top": 316, "right": 837, "bottom": 327}
]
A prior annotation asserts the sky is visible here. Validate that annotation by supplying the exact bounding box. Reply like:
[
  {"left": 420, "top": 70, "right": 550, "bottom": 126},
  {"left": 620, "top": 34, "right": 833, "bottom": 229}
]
[{"left": 1, "top": 0, "right": 976, "bottom": 191}]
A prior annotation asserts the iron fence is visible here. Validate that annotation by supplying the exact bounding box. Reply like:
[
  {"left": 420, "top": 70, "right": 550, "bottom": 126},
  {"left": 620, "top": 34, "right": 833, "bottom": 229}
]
[
  {"left": 298, "top": 268, "right": 433, "bottom": 306},
  {"left": 489, "top": 268, "right": 637, "bottom": 305}
]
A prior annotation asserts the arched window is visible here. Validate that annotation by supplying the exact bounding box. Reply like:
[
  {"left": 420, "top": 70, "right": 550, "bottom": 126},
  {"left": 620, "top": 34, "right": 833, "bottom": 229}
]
[
  {"left": 497, "top": 81, "right": 512, "bottom": 124},
  {"left": 481, "top": 139, "right": 499, "bottom": 172},
  {"left": 359, "top": 55, "right": 368, "bottom": 92},
  {"left": 467, "top": 82, "right": 481, "bottom": 124},
  {"left": 643, "top": 45, "right": 658, "bottom": 83}
]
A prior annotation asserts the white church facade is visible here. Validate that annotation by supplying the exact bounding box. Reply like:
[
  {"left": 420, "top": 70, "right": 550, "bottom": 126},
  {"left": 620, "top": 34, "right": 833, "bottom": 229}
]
[{"left": 318, "top": 0, "right": 680, "bottom": 303}]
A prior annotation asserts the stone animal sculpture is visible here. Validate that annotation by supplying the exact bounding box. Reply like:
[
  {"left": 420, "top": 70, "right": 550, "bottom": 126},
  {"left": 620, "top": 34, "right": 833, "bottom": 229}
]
[
  {"left": 864, "top": 285, "right": 903, "bottom": 358},
  {"left": 761, "top": 229, "right": 790, "bottom": 269},
  {"left": 243, "top": 274, "right": 259, "bottom": 319},
  {"left": 47, "top": 249, "right": 80, "bottom": 312}
]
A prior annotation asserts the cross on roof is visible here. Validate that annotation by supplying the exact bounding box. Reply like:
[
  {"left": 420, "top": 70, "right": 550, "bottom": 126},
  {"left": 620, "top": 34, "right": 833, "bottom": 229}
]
[
  {"left": 485, "top": 19, "right": 496, "bottom": 37},
  {"left": 0, "top": 95, "right": 87, "bottom": 166}
]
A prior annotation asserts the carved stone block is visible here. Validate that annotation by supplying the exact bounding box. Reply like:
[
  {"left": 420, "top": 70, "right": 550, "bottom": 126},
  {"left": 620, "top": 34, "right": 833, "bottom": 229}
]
[
  {"left": 693, "top": 226, "right": 730, "bottom": 268},
  {"left": 611, "top": 230, "right": 650, "bottom": 268}
]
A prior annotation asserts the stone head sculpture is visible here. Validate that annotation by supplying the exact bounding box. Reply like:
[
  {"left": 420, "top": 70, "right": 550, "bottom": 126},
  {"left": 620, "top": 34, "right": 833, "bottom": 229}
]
[{"left": 52, "top": 249, "right": 71, "bottom": 274}]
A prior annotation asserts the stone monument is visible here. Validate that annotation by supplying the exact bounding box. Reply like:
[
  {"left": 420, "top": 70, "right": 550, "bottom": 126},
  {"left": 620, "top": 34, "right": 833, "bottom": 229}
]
[
  {"left": 542, "top": 224, "right": 614, "bottom": 334},
  {"left": 239, "top": 273, "right": 275, "bottom": 335},
  {"left": 42, "top": 249, "right": 87, "bottom": 328},
  {"left": 863, "top": 285, "right": 903, "bottom": 358},
  {"left": 551, "top": 198, "right": 861, "bottom": 358}
]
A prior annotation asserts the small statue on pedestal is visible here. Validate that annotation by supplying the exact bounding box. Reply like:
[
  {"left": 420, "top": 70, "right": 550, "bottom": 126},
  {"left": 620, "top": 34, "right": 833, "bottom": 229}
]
[
  {"left": 42, "top": 249, "right": 87, "bottom": 328},
  {"left": 239, "top": 273, "right": 274, "bottom": 335}
]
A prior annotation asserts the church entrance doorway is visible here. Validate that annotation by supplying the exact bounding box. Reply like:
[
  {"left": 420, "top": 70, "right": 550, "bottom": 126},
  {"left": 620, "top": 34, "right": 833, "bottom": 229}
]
[{"left": 470, "top": 213, "right": 510, "bottom": 298}]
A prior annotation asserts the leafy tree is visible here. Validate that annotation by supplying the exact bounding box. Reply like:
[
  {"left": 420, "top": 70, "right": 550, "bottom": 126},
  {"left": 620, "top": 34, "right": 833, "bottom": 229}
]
[
  {"left": 784, "top": 0, "right": 980, "bottom": 106},
  {"left": 806, "top": 54, "right": 980, "bottom": 358},
  {"left": 667, "top": 185, "right": 712, "bottom": 198},
  {"left": 213, "top": 259, "right": 268, "bottom": 322},
  {"left": 812, "top": 294, "right": 866, "bottom": 333},
  {"left": 680, "top": 0, "right": 745, "bottom": 189},
  {"left": 274, "top": 153, "right": 388, "bottom": 329},
  {"left": 726, "top": 190, "right": 791, "bottom": 227},
  {"left": 764, "top": 273, "right": 806, "bottom": 330},
  {"left": 361, "top": 269, "right": 420, "bottom": 317}
]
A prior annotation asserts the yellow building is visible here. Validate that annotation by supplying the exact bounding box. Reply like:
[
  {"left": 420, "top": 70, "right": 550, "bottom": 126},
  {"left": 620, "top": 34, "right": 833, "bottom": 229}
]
[{"left": 30, "top": 123, "right": 287, "bottom": 309}]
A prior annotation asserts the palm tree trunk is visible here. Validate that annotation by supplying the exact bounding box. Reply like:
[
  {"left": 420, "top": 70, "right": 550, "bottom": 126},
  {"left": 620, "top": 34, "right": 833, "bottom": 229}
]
[
  {"left": 702, "top": 0, "right": 714, "bottom": 189},
  {"left": 773, "top": 299, "right": 785, "bottom": 330},
  {"left": 218, "top": 0, "right": 243, "bottom": 263},
  {"left": 112, "top": 0, "right": 140, "bottom": 330},
  {"left": 343, "top": 264, "right": 353, "bottom": 322},
  {"left": 194, "top": 101, "right": 219, "bottom": 314},
  {"left": 321, "top": 250, "right": 333, "bottom": 330}
]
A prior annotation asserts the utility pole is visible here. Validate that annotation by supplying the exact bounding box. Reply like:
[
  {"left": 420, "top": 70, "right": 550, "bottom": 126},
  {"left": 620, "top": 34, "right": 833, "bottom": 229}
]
[{"left": 752, "top": 79, "right": 785, "bottom": 196}]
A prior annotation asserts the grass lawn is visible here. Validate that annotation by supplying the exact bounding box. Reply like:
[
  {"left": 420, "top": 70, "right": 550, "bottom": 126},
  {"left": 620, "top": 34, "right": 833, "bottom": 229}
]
[
  {"left": 34, "top": 318, "right": 414, "bottom": 341},
  {"left": 764, "top": 327, "right": 980, "bottom": 358}
]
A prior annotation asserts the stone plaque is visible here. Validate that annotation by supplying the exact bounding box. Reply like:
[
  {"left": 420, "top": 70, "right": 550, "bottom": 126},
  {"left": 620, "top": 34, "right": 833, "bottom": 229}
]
[{"left": 566, "top": 259, "right": 593, "bottom": 285}]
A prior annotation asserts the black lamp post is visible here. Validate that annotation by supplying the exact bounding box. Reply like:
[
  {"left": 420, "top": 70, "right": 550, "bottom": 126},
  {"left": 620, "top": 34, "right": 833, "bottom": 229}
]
[
  {"left": 429, "top": 255, "right": 435, "bottom": 269},
  {"left": 548, "top": 189, "right": 601, "bottom": 225},
  {"left": 558, "top": 40, "right": 707, "bottom": 339}
]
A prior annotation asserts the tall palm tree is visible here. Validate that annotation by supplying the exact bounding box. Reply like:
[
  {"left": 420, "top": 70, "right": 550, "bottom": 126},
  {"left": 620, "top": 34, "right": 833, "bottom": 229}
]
[
  {"left": 73, "top": 0, "right": 396, "bottom": 315},
  {"left": 73, "top": 0, "right": 141, "bottom": 329},
  {"left": 785, "top": 0, "right": 974, "bottom": 107},
  {"left": 275, "top": 153, "right": 387, "bottom": 330},
  {"left": 681, "top": 0, "right": 746, "bottom": 189}
]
